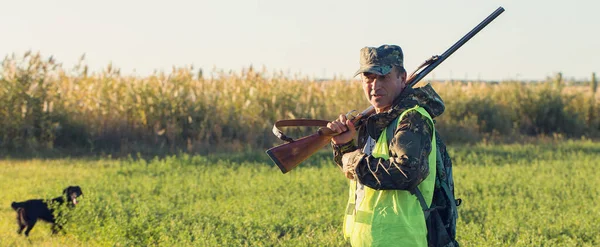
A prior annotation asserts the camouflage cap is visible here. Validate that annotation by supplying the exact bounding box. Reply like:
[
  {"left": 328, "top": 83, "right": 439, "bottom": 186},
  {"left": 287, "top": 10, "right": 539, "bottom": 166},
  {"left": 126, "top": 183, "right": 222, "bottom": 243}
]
[{"left": 354, "top": 44, "right": 404, "bottom": 77}]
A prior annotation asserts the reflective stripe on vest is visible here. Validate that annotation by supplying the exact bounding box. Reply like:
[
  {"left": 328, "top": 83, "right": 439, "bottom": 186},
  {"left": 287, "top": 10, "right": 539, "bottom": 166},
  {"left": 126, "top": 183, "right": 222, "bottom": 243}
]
[{"left": 343, "top": 106, "right": 436, "bottom": 247}]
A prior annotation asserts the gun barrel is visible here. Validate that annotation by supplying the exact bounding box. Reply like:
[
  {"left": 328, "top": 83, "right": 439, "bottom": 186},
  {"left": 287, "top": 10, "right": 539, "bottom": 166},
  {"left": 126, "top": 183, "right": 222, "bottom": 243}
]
[{"left": 408, "top": 7, "right": 504, "bottom": 87}]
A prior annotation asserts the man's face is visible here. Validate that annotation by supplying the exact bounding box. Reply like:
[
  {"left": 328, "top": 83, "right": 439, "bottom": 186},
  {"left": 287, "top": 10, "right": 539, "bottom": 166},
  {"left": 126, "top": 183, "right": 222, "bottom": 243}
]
[{"left": 361, "top": 68, "right": 406, "bottom": 113}]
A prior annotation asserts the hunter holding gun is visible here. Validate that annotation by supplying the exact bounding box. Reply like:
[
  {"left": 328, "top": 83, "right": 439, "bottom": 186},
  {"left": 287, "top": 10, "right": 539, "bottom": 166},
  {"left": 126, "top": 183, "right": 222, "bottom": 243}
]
[{"left": 328, "top": 44, "right": 446, "bottom": 247}]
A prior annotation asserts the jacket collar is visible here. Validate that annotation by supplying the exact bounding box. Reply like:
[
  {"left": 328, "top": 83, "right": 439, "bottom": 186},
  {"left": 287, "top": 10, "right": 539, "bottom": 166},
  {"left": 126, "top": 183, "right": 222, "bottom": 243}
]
[{"left": 365, "top": 87, "right": 419, "bottom": 139}]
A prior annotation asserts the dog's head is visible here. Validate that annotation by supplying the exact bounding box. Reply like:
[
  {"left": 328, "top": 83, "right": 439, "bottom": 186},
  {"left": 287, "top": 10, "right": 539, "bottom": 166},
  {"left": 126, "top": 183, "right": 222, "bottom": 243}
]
[{"left": 63, "top": 186, "right": 83, "bottom": 206}]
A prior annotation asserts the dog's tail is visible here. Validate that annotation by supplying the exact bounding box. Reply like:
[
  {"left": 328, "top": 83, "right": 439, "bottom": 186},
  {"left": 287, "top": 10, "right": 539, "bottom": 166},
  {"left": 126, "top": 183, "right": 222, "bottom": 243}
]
[{"left": 11, "top": 202, "right": 27, "bottom": 226}]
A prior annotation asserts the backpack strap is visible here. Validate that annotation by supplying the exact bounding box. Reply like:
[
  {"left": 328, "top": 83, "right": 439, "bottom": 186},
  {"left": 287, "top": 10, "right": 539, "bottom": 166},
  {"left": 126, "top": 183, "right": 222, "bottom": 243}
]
[
  {"left": 413, "top": 187, "right": 431, "bottom": 219},
  {"left": 441, "top": 178, "right": 460, "bottom": 214},
  {"left": 414, "top": 141, "right": 460, "bottom": 220},
  {"left": 418, "top": 144, "right": 460, "bottom": 219},
  {"left": 435, "top": 139, "right": 461, "bottom": 212}
]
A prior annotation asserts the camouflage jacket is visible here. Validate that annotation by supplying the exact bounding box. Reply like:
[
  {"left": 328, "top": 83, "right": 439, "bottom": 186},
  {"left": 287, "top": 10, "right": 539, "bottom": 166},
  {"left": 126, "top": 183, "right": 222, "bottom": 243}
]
[{"left": 333, "top": 84, "right": 445, "bottom": 190}]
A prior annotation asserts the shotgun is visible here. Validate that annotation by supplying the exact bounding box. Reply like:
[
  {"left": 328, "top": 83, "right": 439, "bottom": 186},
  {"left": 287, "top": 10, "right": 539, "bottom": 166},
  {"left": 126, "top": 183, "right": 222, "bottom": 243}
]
[{"left": 266, "top": 7, "right": 505, "bottom": 173}]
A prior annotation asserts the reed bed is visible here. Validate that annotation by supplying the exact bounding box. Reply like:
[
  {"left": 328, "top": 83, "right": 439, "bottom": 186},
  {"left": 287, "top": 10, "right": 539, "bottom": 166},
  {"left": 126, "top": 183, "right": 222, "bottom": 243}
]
[{"left": 1, "top": 52, "right": 598, "bottom": 155}]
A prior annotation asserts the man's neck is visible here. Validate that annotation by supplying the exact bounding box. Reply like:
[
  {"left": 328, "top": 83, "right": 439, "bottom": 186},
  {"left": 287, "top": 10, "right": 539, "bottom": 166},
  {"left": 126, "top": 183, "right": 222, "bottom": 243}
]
[{"left": 391, "top": 87, "right": 414, "bottom": 106}]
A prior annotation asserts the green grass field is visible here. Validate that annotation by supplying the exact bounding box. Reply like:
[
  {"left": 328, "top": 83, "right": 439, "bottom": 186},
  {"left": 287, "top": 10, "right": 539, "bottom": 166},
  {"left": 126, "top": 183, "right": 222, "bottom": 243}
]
[{"left": 1, "top": 141, "right": 599, "bottom": 246}]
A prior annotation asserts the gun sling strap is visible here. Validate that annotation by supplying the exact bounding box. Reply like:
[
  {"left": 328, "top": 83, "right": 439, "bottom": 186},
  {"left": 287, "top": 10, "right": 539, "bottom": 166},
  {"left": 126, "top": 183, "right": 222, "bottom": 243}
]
[{"left": 272, "top": 119, "right": 330, "bottom": 143}]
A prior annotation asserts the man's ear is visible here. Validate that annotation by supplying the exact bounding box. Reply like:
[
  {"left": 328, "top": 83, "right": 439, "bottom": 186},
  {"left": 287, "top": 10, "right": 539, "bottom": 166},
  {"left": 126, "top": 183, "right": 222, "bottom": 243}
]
[{"left": 401, "top": 70, "right": 407, "bottom": 82}]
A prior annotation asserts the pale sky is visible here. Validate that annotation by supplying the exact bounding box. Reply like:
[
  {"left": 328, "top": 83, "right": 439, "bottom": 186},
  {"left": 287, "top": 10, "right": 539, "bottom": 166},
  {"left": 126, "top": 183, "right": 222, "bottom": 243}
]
[{"left": 1, "top": 0, "right": 598, "bottom": 81}]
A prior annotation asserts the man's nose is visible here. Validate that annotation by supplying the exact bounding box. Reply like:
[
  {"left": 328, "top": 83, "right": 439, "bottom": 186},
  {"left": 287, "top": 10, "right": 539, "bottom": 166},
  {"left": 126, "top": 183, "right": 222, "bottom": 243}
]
[{"left": 372, "top": 78, "right": 382, "bottom": 90}]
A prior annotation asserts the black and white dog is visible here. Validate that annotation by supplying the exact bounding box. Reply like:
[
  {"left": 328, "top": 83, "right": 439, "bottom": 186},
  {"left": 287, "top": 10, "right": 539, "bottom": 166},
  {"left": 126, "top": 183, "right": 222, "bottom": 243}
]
[{"left": 11, "top": 186, "right": 83, "bottom": 237}]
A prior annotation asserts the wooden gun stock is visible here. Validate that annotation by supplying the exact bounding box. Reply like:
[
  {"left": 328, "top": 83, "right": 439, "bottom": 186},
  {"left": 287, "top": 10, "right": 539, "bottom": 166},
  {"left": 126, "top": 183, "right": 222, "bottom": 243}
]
[
  {"left": 266, "top": 7, "right": 505, "bottom": 173},
  {"left": 266, "top": 127, "right": 337, "bottom": 174},
  {"left": 265, "top": 107, "right": 373, "bottom": 173}
]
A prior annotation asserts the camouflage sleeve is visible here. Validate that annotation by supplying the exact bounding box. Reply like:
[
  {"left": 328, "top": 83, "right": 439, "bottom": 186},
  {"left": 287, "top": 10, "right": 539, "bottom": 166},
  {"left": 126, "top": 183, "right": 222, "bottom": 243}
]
[
  {"left": 349, "top": 111, "right": 433, "bottom": 190},
  {"left": 332, "top": 139, "right": 358, "bottom": 169}
]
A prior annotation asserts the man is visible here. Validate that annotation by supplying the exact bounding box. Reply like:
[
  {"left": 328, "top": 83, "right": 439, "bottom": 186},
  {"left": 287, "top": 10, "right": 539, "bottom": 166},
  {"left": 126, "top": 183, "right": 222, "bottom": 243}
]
[{"left": 328, "top": 44, "right": 446, "bottom": 246}]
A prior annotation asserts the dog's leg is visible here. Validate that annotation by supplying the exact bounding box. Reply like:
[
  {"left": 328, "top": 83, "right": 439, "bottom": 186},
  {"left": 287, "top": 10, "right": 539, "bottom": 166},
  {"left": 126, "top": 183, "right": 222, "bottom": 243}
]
[
  {"left": 17, "top": 224, "right": 26, "bottom": 234},
  {"left": 23, "top": 218, "right": 37, "bottom": 237},
  {"left": 17, "top": 223, "right": 26, "bottom": 234}
]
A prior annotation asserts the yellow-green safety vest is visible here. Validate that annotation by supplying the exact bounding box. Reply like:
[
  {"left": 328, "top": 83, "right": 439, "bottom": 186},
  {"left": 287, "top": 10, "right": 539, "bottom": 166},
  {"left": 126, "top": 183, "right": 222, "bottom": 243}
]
[{"left": 343, "top": 105, "right": 436, "bottom": 247}]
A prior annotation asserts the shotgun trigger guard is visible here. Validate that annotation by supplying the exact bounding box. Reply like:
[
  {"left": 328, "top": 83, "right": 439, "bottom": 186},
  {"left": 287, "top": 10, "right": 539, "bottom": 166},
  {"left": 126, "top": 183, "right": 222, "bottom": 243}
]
[{"left": 345, "top": 110, "right": 359, "bottom": 121}]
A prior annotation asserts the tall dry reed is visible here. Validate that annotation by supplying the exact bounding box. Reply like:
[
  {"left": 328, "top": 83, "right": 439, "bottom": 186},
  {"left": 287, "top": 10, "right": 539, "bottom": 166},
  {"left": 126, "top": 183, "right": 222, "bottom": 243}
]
[{"left": 1, "top": 52, "right": 598, "bottom": 155}]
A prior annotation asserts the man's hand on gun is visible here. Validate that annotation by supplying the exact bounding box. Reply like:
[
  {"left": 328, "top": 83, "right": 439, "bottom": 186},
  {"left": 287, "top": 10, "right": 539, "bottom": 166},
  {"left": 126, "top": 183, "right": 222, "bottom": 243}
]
[
  {"left": 328, "top": 114, "right": 358, "bottom": 179},
  {"left": 327, "top": 114, "right": 356, "bottom": 145}
]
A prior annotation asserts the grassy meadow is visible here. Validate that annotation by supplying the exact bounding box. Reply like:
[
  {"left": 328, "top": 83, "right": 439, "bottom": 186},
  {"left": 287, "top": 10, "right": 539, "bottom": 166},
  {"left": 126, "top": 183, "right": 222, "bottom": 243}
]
[
  {"left": 1, "top": 140, "right": 599, "bottom": 246},
  {"left": 1, "top": 52, "right": 599, "bottom": 246}
]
